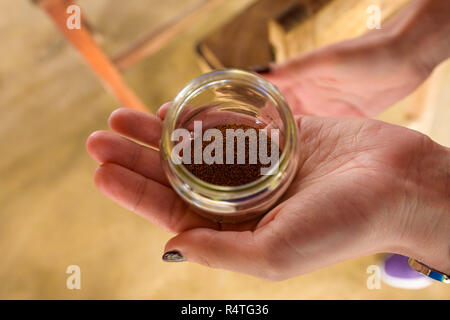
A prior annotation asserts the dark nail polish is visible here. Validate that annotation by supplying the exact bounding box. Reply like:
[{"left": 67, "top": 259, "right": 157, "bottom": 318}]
[
  {"left": 248, "top": 65, "right": 271, "bottom": 74},
  {"left": 162, "top": 251, "right": 186, "bottom": 262}
]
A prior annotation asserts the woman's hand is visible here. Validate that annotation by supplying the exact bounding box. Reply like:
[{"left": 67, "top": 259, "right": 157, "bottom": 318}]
[
  {"left": 86, "top": 107, "right": 450, "bottom": 280},
  {"left": 263, "top": 32, "right": 423, "bottom": 118},
  {"left": 264, "top": 0, "right": 450, "bottom": 118},
  {"left": 86, "top": 0, "right": 450, "bottom": 280}
]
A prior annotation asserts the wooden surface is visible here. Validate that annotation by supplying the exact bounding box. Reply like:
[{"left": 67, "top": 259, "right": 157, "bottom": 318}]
[
  {"left": 196, "top": 0, "right": 296, "bottom": 71},
  {"left": 269, "top": 0, "right": 332, "bottom": 62},
  {"left": 0, "top": 0, "right": 449, "bottom": 299},
  {"left": 269, "top": 0, "right": 412, "bottom": 62},
  {"left": 113, "top": 0, "right": 225, "bottom": 70}
]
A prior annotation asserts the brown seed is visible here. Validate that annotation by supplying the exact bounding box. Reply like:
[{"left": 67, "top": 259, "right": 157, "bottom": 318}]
[{"left": 183, "top": 124, "right": 279, "bottom": 186}]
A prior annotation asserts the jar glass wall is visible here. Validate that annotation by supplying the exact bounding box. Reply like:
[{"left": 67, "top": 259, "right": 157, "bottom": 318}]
[{"left": 160, "top": 69, "right": 298, "bottom": 223}]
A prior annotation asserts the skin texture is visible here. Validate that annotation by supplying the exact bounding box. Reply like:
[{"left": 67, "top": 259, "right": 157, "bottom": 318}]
[{"left": 86, "top": 0, "right": 450, "bottom": 280}]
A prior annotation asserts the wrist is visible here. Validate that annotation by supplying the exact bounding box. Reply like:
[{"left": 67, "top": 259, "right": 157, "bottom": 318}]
[
  {"left": 389, "top": 0, "right": 450, "bottom": 77},
  {"left": 396, "top": 139, "right": 450, "bottom": 274}
]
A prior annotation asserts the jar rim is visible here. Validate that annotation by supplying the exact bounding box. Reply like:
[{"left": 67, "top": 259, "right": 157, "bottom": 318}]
[{"left": 160, "top": 69, "right": 298, "bottom": 202}]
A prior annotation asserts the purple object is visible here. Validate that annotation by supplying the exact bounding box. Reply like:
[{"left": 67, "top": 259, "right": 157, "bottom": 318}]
[
  {"left": 384, "top": 254, "right": 422, "bottom": 279},
  {"left": 380, "top": 254, "right": 432, "bottom": 289}
]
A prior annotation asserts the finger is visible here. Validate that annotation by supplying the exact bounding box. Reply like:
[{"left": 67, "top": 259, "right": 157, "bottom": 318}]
[
  {"left": 94, "top": 163, "right": 217, "bottom": 233},
  {"left": 108, "top": 108, "right": 163, "bottom": 148},
  {"left": 86, "top": 130, "right": 169, "bottom": 186},
  {"left": 163, "top": 228, "right": 280, "bottom": 280},
  {"left": 156, "top": 102, "right": 171, "bottom": 121}
]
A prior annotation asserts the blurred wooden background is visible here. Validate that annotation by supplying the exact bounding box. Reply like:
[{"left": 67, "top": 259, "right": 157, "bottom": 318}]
[{"left": 0, "top": 0, "right": 449, "bottom": 299}]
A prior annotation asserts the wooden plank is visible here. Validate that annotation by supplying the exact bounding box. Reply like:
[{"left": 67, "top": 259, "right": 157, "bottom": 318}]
[
  {"left": 268, "top": 0, "right": 332, "bottom": 62},
  {"left": 269, "top": 0, "right": 412, "bottom": 62},
  {"left": 113, "top": 0, "right": 224, "bottom": 71},
  {"left": 196, "top": 0, "right": 297, "bottom": 71}
]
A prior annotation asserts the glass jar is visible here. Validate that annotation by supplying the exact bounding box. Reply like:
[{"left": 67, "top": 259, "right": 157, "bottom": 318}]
[{"left": 160, "top": 69, "right": 298, "bottom": 223}]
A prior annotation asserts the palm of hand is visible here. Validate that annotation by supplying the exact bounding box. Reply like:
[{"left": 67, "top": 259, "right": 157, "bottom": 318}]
[
  {"left": 86, "top": 35, "right": 427, "bottom": 279},
  {"left": 87, "top": 99, "right": 425, "bottom": 280},
  {"left": 251, "top": 116, "right": 425, "bottom": 279}
]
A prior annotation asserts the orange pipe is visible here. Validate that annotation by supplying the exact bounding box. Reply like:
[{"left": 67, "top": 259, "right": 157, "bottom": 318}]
[{"left": 37, "top": 0, "right": 148, "bottom": 112}]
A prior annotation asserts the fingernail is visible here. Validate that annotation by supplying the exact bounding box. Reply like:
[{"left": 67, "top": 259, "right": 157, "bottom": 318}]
[
  {"left": 162, "top": 250, "right": 186, "bottom": 262},
  {"left": 249, "top": 65, "right": 271, "bottom": 74}
]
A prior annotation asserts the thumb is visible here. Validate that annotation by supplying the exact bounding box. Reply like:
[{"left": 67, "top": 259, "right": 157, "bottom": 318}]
[{"left": 162, "top": 228, "right": 278, "bottom": 280}]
